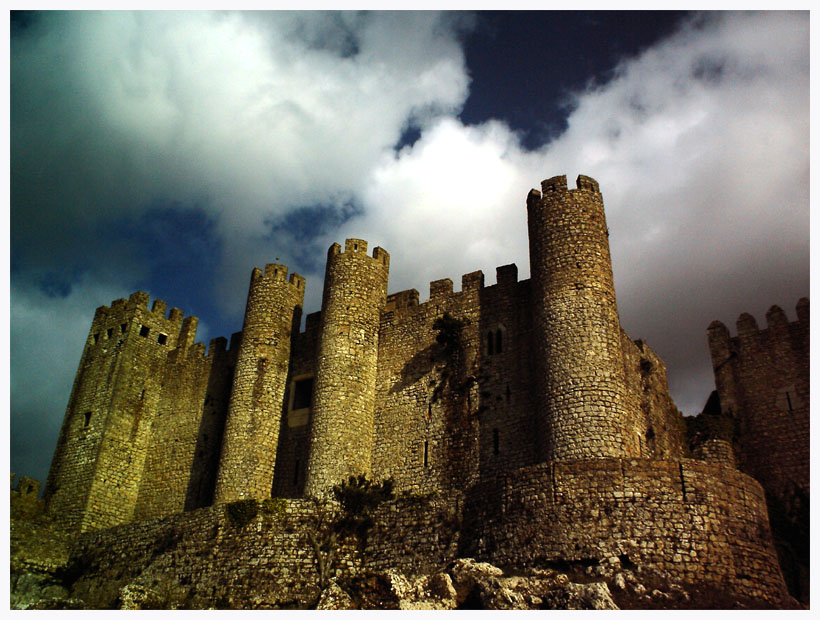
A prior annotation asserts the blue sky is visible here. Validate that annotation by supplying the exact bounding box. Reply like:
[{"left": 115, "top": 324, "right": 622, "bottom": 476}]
[{"left": 10, "top": 11, "right": 810, "bottom": 483}]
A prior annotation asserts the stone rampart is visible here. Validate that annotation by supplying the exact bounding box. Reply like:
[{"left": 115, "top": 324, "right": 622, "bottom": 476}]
[{"left": 460, "top": 458, "right": 788, "bottom": 606}]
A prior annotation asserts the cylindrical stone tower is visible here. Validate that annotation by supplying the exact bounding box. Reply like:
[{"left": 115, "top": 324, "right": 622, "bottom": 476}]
[
  {"left": 304, "top": 239, "right": 390, "bottom": 496},
  {"left": 214, "top": 264, "right": 305, "bottom": 502},
  {"left": 527, "top": 174, "right": 637, "bottom": 460}
]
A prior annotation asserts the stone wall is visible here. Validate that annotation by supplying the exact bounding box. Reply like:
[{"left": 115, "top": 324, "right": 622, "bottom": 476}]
[
  {"left": 460, "top": 458, "right": 788, "bottom": 606},
  {"left": 305, "top": 240, "right": 390, "bottom": 495},
  {"left": 133, "top": 335, "right": 237, "bottom": 519},
  {"left": 214, "top": 265, "right": 305, "bottom": 502},
  {"left": 43, "top": 292, "right": 190, "bottom": 531},
  {"left": 59, "top": 495, "right": 461, "bottom": 609},
  {"left": 527, "top": 175, "right": 638, "bottom": 461},
  {"left": 707, "top": 300, "right": 809, "bottom": 504}
]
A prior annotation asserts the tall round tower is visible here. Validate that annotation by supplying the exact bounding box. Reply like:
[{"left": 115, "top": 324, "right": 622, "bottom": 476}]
[
  {"left": 304, "top": 239, "right": 390, "bottom": 496},
  {"left": 527, "top": 174, "right": 637, "bottom": 460},
  {"left": 214, "top": 264, "right": 305, "bottom": 502}
]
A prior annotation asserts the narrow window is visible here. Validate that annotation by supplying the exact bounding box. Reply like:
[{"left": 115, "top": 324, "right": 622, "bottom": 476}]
[
  {"left": 120, "top": 323, "right": 127, "bottom": 333},
  {"left": 140, "top": 389, "right": 145, "bottom": 401},
  {"left": 423, "top": 441, "right": 429, "bottom": 468},
  {"left": 786, "top": 391, "right": 794, "bottom": 412},
  {"left": 139, "top": 325, "right": 150, "bottom": 337},
  {"left": 506, "top": 385, "right": 511, "bottom": 403},
  {"left": 487, "top": 331, "right": 494, "bottom": 356},
  {"left": 293, "top": 459, "right": 300, "bottom": 486},
  {"left": 106, "top": 328, "right": 113, "bottom": 339},
  {"left": 292, "top": 378, "right": 314, "bottom": 410},
  {"left": 495, "top": 329, "right": 503, "bottom": 353},
  {"left": 83, "top": 411, "right": 92, "bottom": 428},
  {"left": 93, "top": 333, "right": 100, "bottom": 344},
  {"left": 157, "top": 333, "right": 168, "bottom": 345},
  {"left": 493, "top": 428, "right": 500, "bottom": 455}
]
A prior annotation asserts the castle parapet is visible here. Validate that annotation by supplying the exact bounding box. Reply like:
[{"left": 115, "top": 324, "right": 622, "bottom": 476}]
[
  {"left": 386, "top": 289, "right": 420, "bottom": 311},
  {"left": 430, "top": 278, "right": 453, "bottom": 299},
  {"left": 462, "top": 270, "right": 484, "bottom": 293},
  {"left": 495, "top": 264, "right": 518, "bottom": 288}
]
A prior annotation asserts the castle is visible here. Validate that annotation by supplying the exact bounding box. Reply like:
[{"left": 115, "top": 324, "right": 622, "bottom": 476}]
[{"left": 15, "top": 175, "right": 807, "bottom": 608}]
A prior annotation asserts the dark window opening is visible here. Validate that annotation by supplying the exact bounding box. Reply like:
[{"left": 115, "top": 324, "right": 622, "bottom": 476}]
[
  {"left": 495, "top": 329, "right": 503, "bottom": 353},
  {"left": 93, "top": 333, "right": 100, "bottom": 344},
  {"left": 786, "top": 391, "right": 794, "bottom": 412},
  {"left": 293, "top": 459, "right": 300, "bottom": 486},
  {"left": 423, "top": 441, "right": 429, "bottom": 468},
  {"left": 83, "top": 411, "right": 92, "bottom": 428},
  {"left": 487, "top": 332, "right": 494, "bottom": 356},
  {"left": 139, "top": 325, "right": 150, "bottom": 337},
  {"left": 140, "top": 389, "right": 145, "bottom": 401},
  {"left": 292, "top": 377, "right": 313, "bottom": 410},
  {"left": 157, "top": 333, "right": 168, "bottom": 345},
  {"left": 106, "top": 328, "right": 113, "bottom": 339},
  {"left": 493, "top": 428, "right": 500, "bottom": 455},
  {"left": 25, "top": 484, "right": 34, "bottom": 495},
  {"left": 121, "top": 323, "right": 127, "bottom": 333}
]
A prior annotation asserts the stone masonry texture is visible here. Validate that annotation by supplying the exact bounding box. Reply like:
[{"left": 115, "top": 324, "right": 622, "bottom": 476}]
[{"left": 13, "top": 174, "right": 806, "bottom": 609}]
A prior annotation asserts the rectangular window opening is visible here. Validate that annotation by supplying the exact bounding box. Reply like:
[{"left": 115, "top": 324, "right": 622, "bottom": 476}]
[
  {"left": 83, "top": 411, "right": 92, "bottom": 428},
  {"left": 139, "top": 325, "right": 150, "bottom": 337},
  {"left": 493, "top": 428, "right": 500, "bottom": 455},
  {"left": 292, "top": 377, "right": 313, "bottom": 410},
  {"left": 157, "top": 333, "right": 168, "bottom": 345},
  {"left": 93, "top": 333, "right": 100, "bottom": 344},
  {"left": 121, "top": 323, "right": 127, "bottom": 333},
  {"left": 423, "top": 440, "right": 429, "bottom": 468},
  {"left": 106, "top": 328, "right": 113, "bottom": 339}
]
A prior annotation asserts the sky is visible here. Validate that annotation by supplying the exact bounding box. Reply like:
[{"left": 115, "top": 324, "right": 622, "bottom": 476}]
[{"left": 10, "top": 11, "right": 810, "bottom": 484}]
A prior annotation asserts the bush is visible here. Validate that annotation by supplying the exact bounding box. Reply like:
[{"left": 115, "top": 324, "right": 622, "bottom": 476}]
[{"left": 226, "top": 499, "right": 258, "bottom": 528}]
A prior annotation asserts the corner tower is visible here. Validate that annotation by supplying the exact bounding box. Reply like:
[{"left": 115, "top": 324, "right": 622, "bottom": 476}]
[
  {"left": 527, "top": 175, "right": 637, "bottom": 460},
  {"left": 43, "top": 292, "right": 187, "bottom": 531},
  {"left": 304, "top": 239, "right": 390, "bottom": 496},
  {"left": 214, "top": 264, "right": 305, "bottom": 502}
]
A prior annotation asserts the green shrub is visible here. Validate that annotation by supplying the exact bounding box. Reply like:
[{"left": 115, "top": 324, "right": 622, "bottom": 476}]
[
  {"left": 261, "top": 497, "right": 288, "bottom": 520},
  {"left": 226, "top": 499, "right": 259, "bottom": 528}
]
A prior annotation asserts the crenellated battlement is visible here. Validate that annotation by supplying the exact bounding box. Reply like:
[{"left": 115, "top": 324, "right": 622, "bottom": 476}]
[
  {"left": 537, "top": 173, "right": 600, "bottom": 196},
  {"left": 327, "top": 238, "right": 390, "bottom": 269},
  {"left": 249, "top": 264, "right": 306, "bottom": 291},
  {"left": 707, "top": 299, "right": 808, "bottom": 360}
]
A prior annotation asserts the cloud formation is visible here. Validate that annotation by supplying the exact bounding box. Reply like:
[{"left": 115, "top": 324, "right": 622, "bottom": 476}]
[{"left": 11, "top": 11, "right": 809, "bottom": 481}]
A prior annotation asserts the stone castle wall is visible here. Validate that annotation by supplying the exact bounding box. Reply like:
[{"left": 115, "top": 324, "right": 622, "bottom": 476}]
[
  {"left": 214, "top": 265, "right": 305, "bottom": 502},
  {"left": 59, "top": 496, "right": 462, "bottom": 609},
  {"left": 133, "top": 335, "right": 237, "bottom": 520},
  {"left": 707, "top": 300, "right": 809, "bottom": 505},
  {"left": 304, "top": 240, "right": 390, "bottom": 496},
  {"left": 528, "top": 175, "right": 638, "bottom": 460},
  {"left": 461, "top": 458, "right": 788, "bottom": 606},
  {"left": 44, "top": 293, "right": 190, "bottom": 531}
]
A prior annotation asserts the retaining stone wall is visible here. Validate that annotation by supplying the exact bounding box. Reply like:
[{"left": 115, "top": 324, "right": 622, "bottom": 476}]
[{"left": 461, "top": 458, "right": 788, "bottom": 606}]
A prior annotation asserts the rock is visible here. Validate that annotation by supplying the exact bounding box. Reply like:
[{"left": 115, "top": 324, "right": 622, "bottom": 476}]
[
  {"left": 541, "top": 581, "right": 618, "bottom": 610},
  {"left": 396, "top": 573, "right": 457, "bottom": 610},
  {"left": 316, "top": 581, "right": 354, "bottom": 610}
]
